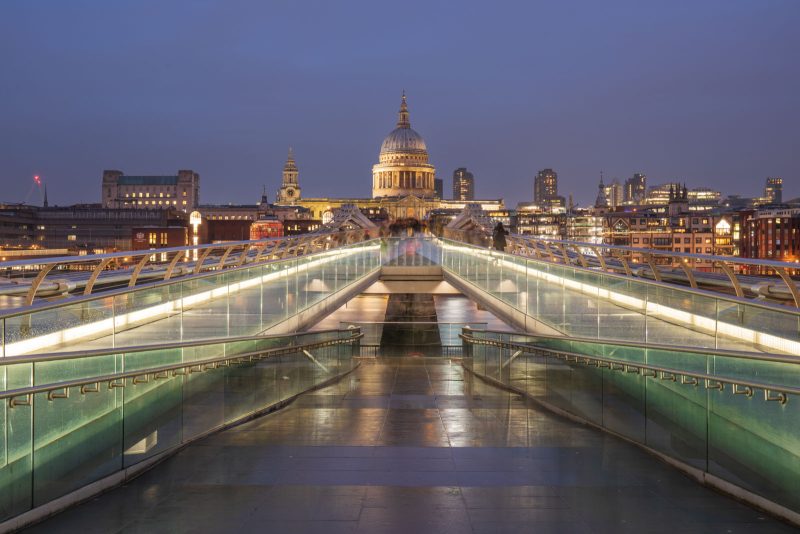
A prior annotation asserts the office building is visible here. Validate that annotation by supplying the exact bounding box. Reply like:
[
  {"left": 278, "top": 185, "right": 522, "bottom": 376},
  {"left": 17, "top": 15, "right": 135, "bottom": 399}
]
[
  {"left": 102, "top": 170, "right": 199, "bottom": 211},
  {"left": 604, "top": 178, "right": 623, "bottom": 209},
  {"left": 534, "top": 168, "right": 558, "bottom": 204},
  {"left": 624, "top": 173, "right": 647, "bottom": 204},
  {"left": 434, "top": 178, "right": 444, "bottom": 199},
  {"left": 452, "top": 168, "right": 475, "bottom": 201},
  {"left": 764, "top": 177, "right": 783, "bottom": 204}
]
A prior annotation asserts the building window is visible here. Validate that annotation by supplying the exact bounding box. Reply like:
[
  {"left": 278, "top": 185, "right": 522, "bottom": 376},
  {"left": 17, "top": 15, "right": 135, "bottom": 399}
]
[
  {"left": 67, "top": 234, "right": 77, "bottom": 241},
  {"left": 149, "top": 233, "right": 157, "bottom": 245}
]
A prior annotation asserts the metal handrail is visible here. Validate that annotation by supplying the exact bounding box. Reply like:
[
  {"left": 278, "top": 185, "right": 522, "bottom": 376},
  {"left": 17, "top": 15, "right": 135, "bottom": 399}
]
[
  {"left": 504, "top": 233, "right": 800, "bottom": 271},
  {"left": 340, "top": 321, "right": 488, "bottom": 325},
  {"left": 442, "top": 228, "right": 800, "bottom": 307},
  {"left": 441, "top": 238, "right": 800, "bottom": 317},
  {"left": 1, "top": 331, "right": 363, "bottom": 405},
  {"left": 0, "top": 238, "right": 380, "bottom": 321},
  {"left": 458, "top": 328, "right": 800, "bottom": 364},
  {"left": 0, "top": 231, "right": 347, "bottom": 270},
  {"left": 460, "top": 332, "right": 797, "bottom": 404},
  {"left": 0, "top": 229, "right": 374, "bottom": 306},
  {"left": 0, "top": 328, "right": 357, "bottom": 365}
]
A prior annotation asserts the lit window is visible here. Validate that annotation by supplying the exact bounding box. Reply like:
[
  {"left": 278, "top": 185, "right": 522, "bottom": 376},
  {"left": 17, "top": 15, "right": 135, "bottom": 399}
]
[
  {"left": 182, "top": 201, "right": 187, "bottom": 205},
  {"left": 67, "top": 235, "right": 77, "bottom": 241}
]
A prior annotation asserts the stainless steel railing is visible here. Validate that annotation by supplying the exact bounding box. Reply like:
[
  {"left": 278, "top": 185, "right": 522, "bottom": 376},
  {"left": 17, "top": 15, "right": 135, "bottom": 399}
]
[
  {"left": 444, "top": 228, "right": 800, "bottom": 307},
  {"left": 460, "top": 330, "right": 799, "bottom": 405},
  {"left": 0, "top": 328, "right": 363, "bottom": 406},
  {"left": 0, "top": 229, "right": 373, "bottom": 305}
]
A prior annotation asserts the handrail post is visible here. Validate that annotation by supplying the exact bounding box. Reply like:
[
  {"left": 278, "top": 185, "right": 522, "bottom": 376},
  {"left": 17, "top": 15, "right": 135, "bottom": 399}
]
[
  {"left": 128, "top": 254, "right": 151, "bottom": 288},
  {"left": 678, "top": 261, "right": 698, "bottom": 289},
  {"left": 216, "top": 244, "right": 238, "bottom": 270},
  {"left": 24, "top": 263, "right": 58, "bottom": 305},
  {"left": 84, "top": 258, "right": 114, "bottom": 295},
  {"left": 163, "top": 250, "right": 185, "bottom": 281},
  {"left": 589, "top": 246, "right": 608, "bottom": 272},
  {"left": 774, "top": 267, "right": 800, "bottom": 308},
  {"left": 236, "top": 244, "right": 255, "bottom": 267},
  {"left": 569, "top": 245, "right": 588, "bottom": 268},
  {"left": 644, "top": 254, "right": 662, "bottom": 282},
  {"left": 716, "top": 261, "right": 744, "bottom": 298},
  {"left": 193, "top": 247, "right": 215, "bottom": 275}
]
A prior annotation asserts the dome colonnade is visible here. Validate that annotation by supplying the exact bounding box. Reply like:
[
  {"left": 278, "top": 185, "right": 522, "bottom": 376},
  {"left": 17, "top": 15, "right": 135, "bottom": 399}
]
[{"left": 372, "top": 93, "right": 436, "bottom": 199}]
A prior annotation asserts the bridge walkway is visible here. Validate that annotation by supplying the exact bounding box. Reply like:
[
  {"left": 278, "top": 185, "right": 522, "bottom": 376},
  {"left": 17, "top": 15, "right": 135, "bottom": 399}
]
[{"left": 25, "top": 356, "right": 792, "bottom": 534}]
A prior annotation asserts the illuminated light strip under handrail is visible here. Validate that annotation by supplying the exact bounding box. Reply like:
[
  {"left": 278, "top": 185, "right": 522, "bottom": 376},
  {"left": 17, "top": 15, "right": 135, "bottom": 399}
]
[
  {"left": 3, "top": 244, "right": 379, "bottom": 357},
  {"left": 442, "top": 241, "right": 800, "bottom": 355},
  {"left": 504, "top": 234, "right": 800, "bottom": 306},
  {"left": 0, "top": 230, "right": 369, "bottom": 303},
  {"left": 446, "top": 228, "right": 800, "bottom": 305},
  {"left": 458, "top": 327, "right": 800, "bottom": 365},
  {"left": 0, "top": 328, "right": 357, "bottom": 365},
  {"left": 460, "top": 333, "right": 798, "bottom": 403},
  {"left": 1, "top": 332, "right": 363, "bottom": 405}
]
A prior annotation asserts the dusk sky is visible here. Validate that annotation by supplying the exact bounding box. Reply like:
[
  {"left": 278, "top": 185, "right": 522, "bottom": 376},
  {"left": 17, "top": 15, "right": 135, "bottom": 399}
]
[{"left": 1, "top": 0, "right": 798, "bottom": 207}]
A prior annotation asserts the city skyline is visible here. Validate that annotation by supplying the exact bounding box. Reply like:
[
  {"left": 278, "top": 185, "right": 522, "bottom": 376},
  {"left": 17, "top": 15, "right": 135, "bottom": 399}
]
[{"left": 2, "top": 1, "right": 798, "bottom": 207}]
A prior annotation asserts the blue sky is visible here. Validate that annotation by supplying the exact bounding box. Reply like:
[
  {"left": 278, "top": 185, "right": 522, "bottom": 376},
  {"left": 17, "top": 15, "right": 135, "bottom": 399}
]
[{"left": 1, "top": 0, "right": 798, "bottom": 207}]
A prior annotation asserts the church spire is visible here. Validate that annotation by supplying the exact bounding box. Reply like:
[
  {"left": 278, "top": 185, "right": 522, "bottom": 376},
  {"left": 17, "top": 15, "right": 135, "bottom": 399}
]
[
  {"left": 284, "top": 147, "right": 297, "bottom": 172},
  {"left": 397, "top": 91, "right": 410, "bottom": 128},
  {"left": 595, "top": 171, "right": 608, "bottom": 208}
]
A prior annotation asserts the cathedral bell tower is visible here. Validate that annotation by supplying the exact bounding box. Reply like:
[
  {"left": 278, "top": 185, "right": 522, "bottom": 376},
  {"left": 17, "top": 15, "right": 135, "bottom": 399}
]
[{"left": 276, "top": 147, "right": 301, "bottom": 204}]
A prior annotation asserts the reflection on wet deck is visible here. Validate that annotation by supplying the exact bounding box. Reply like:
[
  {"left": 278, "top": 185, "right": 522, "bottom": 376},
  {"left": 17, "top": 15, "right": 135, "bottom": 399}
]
[{"left": 26, "top": 357, "right": 792, "bottom": 534}]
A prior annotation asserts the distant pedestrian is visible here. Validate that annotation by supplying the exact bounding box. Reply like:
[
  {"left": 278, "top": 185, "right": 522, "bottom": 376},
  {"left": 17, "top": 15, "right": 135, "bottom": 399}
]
[{"left": 492, "top": 222, "right": 508, "bottom": 252}]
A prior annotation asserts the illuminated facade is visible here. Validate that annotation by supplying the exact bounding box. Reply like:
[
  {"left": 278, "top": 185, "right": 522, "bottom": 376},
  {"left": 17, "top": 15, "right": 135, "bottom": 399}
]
[
  {"left": 534, "top": 168, "right": 558, "bottom": 203},
  {"left": 276, "top": 148, "right": 301, "bottom": 203},
  {"left": 624, "top": 173, "right": 647, "bottom": 204},
  {"left": 372, "top": 93, "right": 436, "bottom": 199},
  {"left": 452, "top": 168, "right": 475, "bottom": 201},
  {"left": 102, "top": 170, "right": 199, "bottom": 211},
  {"left": 741, "top": 207, "right": 800, "bottom": 263},
  {"left": 275, "top": 93, "right": 503, "bottom": 221}
]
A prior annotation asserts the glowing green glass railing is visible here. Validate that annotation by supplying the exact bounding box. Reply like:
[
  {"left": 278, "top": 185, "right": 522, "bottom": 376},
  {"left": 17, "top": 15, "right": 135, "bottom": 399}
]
[
  {"left": 0, "top": 240, "right": 381, "bottom": 357},
  {"left": 462, "top": 329, "right": 800, "bottom": 520},
  {"left": 0, "top": 329, "right": 360, "bottom": 525},
  {"left": 441, "top": 238, "right": 800, "bottom": 355}
]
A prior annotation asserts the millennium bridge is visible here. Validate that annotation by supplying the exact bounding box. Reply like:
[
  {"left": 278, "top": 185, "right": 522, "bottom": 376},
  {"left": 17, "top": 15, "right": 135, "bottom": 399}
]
[{"left": 0, "top": 223, "right": 798, "bottom": 532}]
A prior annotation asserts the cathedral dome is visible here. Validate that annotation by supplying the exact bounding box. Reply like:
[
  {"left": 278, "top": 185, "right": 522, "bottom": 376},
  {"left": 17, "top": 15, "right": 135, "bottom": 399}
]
[
  {"left": 379, "top": 93, "right": 428, "bottom": 155},
  {"left": 381, "top": 127, "right": 427, "bottom": 154},
  {"left": 372, "top": 92, "right": 436, "bottom": 200}
]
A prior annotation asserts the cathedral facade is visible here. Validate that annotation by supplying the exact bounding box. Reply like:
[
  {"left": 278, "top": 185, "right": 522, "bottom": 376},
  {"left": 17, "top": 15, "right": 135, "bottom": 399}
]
[
  {"left": 274, "top": 93, "right": 502, "bottom": 222},
  {"left": 372, "top": 93, "right": 436, "bottom": 199}
]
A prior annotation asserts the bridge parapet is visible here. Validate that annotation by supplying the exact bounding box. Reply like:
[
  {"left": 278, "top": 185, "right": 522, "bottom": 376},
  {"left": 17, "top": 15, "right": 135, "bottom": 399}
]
[{"left": 444, "top": 227, "right": 800, "bottom": 308}]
